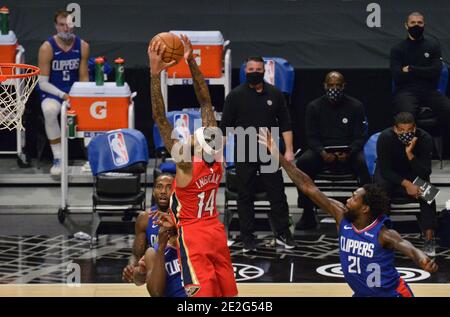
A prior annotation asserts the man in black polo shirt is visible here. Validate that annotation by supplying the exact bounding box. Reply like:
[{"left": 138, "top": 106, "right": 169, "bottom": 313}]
[
  {"left": 220, "top": 56, "right": 295, "bottom": 252},
  {"left": 295, "top": 71, "right": 370, "bottom": 230},
  {"left": 391, "top": 11, "right": 450, "bottom": 147},
  {"left": 375, "top": 112, "right": 436, "bottom": 257}
]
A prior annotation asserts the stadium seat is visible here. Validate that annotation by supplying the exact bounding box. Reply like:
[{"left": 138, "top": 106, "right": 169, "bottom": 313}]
[{"left": 88, "top": 129, "right": 149, "bottom": 243}]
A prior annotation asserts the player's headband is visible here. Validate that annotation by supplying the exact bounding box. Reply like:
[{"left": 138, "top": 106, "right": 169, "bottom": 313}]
[{"left": 194, "top": 127, "right": 220, "bottom": 155}]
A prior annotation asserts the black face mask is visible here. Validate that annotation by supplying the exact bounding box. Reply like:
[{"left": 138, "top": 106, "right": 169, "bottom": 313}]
[
  {"left": 326, "top": 87, "right": 344, "bottom": 103},
  {"left": 408, "top": 25, "right": 424, "bottom": 40},
  {"left": 397, "top": 131, "right": 415, "bottom": 145},
  {"left": 246, "top": 72, "right": 264, "bottom": 85}
]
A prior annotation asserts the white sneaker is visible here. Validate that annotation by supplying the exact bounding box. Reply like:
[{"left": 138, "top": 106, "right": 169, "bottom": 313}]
[
  {"left": 423, "top": 239, "right": 436, "bottom": 257},
  {"left": 50, "top": 159, "right": 61, "bottom": 176},
  {"left": 81, "top": 161, "right": 91, "bottom": 173}
]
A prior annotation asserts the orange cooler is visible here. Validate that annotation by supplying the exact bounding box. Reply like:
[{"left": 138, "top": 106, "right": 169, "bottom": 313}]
[
  {"left": 69, "top": 82, "right": 131, "bottom": 131},
  {"left": 0, "top": 31, "right": 18, "bottom": 75},
  {"left": 168, "top": 30, "right": 225, "bottom": 78}
]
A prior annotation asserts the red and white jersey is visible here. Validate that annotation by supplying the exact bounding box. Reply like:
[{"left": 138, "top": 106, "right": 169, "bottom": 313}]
[{"left": 170, "top": 158, "right": 223, "bottom": 225}]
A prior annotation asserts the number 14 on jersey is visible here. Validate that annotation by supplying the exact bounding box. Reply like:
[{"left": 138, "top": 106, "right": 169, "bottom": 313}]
[{"left": 197, "top": 189, "right": 216, "bottom": 218}]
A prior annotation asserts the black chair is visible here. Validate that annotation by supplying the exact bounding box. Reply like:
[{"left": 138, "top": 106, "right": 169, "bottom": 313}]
[
  {"left": 390, "top": 195, "right": 421, "bottom": 216},
  {"left": 416, "top": 107, "right": 444, "bottom": 169},
  {"left": 88, "top": 129, "right": 149, "bottom": 245},
  {"left": 223, "top": 166, "right": 274, "bottom": 238},
  {"left": 93, "top": 162, "right": 147, "bottom": 214}
]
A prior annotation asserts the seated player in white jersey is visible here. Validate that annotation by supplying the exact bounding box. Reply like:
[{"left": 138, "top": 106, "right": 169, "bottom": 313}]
[
  {"left": 37, "top": 10, "right": 89, "bottom": 176},
  {"left": 258, "top": 129, "right": 438, "bottom": 297},
  {"left": 122, "top": 173, "right": 173, "bottom": 284}
]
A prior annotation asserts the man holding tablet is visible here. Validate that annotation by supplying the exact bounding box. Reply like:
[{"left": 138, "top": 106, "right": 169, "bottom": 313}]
[{"left": 295, "top": 71, "right": 371, "bottom": 230}]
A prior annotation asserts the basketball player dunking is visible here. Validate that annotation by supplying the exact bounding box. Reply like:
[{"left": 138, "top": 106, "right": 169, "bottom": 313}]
[
  {"left": 259, "top": 129, "right": 438, "bottom": 297},
  {"left": 148, "top": 35, "right": 238, "bottom": 297}
]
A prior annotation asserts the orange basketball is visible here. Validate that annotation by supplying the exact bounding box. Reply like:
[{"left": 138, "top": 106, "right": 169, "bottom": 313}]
[{"left": 151, "top": 32, "right": 184, "bottom": 65}]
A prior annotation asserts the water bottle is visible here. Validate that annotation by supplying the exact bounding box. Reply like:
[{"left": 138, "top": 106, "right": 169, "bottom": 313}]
[
  {"left": 0, "top": 6, "right": 9, "bottom": 35},
  {"left": 114, "top": 57, "right": 125, "bottom": 86},
  {"left": 94, "top": 56, "right": 105, "bottom": 86}
]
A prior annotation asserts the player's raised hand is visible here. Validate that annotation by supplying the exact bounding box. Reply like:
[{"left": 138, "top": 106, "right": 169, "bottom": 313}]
[
  {"left": 137, "top": 256, "right": 147, "bottom": 274},
  {"left": 158, "top": 228, "right": 172, "bottom": 249},
  {"left": 420, "top": 257, "right": 438, "bottom": 273},
  {"left": 148, "top": 40, "right": 176, "bottom": 75},
  {"left": 180, "top": 34, "right": 194, "bottom": 61},
  {"left": 150, "top": 211, "right": 177, "bottom": 230},
  {"left": 122, "top": 264, "right": 134, "bottom": 282},
  {"left": 258, "top": 127, "right": 279, "bottom": 157}
]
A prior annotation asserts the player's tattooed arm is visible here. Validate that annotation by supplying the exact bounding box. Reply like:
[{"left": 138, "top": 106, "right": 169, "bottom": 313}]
[
  {"left": 149, "top": 40, "right": 177, "bottom": 153},
  {"left": 379, "top": 227, "right": 438, "bottom": 273},
  {"left": 150, "top": 74, "right": 175, "bottom": 152},
  {"left": 258, "top": 129, "right": 345, "bottom": 226},
  {"left": 181, "top": 34, "right": 216, "bottom": 128}
]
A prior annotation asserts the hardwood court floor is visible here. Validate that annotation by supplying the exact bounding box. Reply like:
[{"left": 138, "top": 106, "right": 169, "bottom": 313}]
[{"left": 1, "top": 283, "right": 450, "bottom": 297}]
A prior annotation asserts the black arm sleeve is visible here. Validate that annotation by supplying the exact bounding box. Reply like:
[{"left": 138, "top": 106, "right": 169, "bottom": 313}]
[
  {"left": 376, "top": 132, "right": 405, "bottom": 185},
  {"left": 276, "top": 92, "right": 292, "bottom": 133},
  {"left": 220, "top": 92, "right": 237, "bottom": 134},
  {"left": 410, "top": 134, "right": 433, "bottom": 180},
  {"left": 410, "top": 44, "right": 442, "bottom": 80},
  {"left": 305, "top": 102, "right": 324, "bottom": 155},
  {"left": 390, "top": 45, "right": 412, "bottom": 85},
  {"left": 349, "top": 102, "right": 366, "bottom": 155}
]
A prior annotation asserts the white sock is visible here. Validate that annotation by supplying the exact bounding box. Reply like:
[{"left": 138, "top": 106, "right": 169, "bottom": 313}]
[{"left": 50, "top": 143, "right": 61, "bottom": 160}]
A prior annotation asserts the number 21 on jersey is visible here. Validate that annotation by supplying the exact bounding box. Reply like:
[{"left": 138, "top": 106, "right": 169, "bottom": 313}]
[{"left": 197, "top": 189, "right": 216, "bottom": 218}]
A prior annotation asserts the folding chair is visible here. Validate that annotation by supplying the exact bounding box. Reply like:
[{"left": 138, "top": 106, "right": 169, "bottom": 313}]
[{"left": 87, "top": 129, "right": 149, "bottom": 244}]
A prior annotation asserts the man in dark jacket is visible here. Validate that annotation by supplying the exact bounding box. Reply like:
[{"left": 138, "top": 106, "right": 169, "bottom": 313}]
[
  {"left": 390, "top": 11, "right": 450, "bottom": 148},
  {"left": 295, "top": 71, "right": 370, "bottom": 230},
  {"left": 375, "top": 112, "right": 436, "bottom": 257}
]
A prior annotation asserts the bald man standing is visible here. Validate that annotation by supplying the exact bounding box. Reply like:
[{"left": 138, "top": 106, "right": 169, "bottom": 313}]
[{"left": 295, "top": 71, "right": 370, "bottom": 230}]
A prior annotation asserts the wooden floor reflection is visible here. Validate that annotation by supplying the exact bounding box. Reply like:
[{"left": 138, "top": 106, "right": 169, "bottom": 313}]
[{"left": 1, "top": 283, "right": 450, "bottom": 297}]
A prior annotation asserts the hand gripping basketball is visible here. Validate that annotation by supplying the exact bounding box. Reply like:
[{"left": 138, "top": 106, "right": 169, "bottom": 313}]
[{"left": 148, "top": 40, "right": 177, "bottom": 75}]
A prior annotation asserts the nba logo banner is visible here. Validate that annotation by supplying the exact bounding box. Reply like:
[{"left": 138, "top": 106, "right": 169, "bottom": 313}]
[
  {"left": 108, "top": 132, "right": 129, "bottom": 166},
  {"left": 173, "top": 114, "right": 191, "bottom": 143}
]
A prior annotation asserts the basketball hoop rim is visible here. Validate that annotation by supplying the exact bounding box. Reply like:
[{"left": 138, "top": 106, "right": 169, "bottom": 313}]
[{"left": 0, "top": 63, "right": 40, "bottom": 82}]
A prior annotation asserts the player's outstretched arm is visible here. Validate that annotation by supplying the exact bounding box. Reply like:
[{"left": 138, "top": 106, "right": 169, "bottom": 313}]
[
  {"left": 180, "top": 34, "right": 216, "bottom": 128},
  {"left": 379, "top": 227, "right": 438, "bottom": 273},
  {"left": 149, "top": 40, "right": 177, "bottom": 153},
  {"left": 146, "top": 229, "right": 171, "bottom": 297},
  {"left": 123, "top": 212, "right": 148, "bottom": 283},
  {"left": 258, "top": 129, "right": 345, "bottom": 225}
]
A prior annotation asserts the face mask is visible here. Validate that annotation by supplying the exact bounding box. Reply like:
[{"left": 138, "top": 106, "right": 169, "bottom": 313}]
[
  {"left": 246, "top": 72, "right": 264, "bottom": 85},
  {"left": 326, "top": 87, "right": 344, "bottom": 102},
  {"left": 397, "top": 131, "right": 415, "bottom": 145},
  {"left": 408, "top": 25, "right": 424, "bottom": 40},
  {"left": 57, "top": 31, "right": 75, "bottom": 42}
]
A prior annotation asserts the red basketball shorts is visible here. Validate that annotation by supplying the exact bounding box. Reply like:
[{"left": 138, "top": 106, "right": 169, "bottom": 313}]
[{"left": 177, "top": 217, "right": 238, "bottom": 297}]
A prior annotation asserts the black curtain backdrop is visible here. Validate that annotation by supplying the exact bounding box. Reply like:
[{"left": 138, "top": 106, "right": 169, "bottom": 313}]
[
  {"left": 4, "top": 0, "right": 450, "bottom": 68},
  {"left": 3, "top": 67, "right": 448, "bottom": 160},
  {"left": 1, "top": 1, "right": 450, "bottom": 158}
]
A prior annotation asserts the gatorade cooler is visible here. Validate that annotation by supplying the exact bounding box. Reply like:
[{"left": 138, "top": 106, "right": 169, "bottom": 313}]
[
  {"left": 168, "top": 30, "right": 225, "bottom": 78},
  {"left": 0, "top": 31, "right": 18, "bottom": 75},
  {"left": 69, "top": 82, "right": 131, "bottom": 131}
]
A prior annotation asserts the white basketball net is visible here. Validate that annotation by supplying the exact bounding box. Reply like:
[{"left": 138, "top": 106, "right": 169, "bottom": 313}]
[{"left": 0, "top": 64, "right": 39, "bottom": 131}]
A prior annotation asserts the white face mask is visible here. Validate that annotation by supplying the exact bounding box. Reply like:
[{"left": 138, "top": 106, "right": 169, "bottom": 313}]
[{"left": 57, "top": 31, "right": 75, "bottom": 42}]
